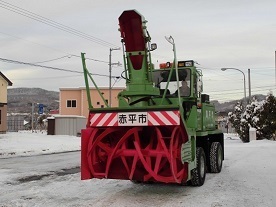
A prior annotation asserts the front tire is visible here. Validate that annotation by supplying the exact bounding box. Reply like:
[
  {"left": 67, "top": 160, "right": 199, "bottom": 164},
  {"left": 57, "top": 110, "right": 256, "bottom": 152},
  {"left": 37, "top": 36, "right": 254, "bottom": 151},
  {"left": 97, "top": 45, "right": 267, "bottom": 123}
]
[
  {"left": 209, "top": 142, "right": 223, "bottom": 173},
  {"left": 191, "top": 147, "right": 206, "bottom": 186}
]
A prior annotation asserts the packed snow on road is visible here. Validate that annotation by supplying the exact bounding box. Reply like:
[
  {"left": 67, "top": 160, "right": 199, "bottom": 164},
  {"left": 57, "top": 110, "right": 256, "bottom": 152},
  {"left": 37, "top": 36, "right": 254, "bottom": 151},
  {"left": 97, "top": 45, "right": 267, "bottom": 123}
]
[{"left": 0, "top": 131, "right": 276, "bottom": 207}]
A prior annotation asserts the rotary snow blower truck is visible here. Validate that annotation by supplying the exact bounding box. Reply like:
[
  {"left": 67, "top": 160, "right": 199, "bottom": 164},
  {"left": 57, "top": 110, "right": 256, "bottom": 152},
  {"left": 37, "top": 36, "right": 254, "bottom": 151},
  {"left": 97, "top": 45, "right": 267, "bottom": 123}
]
[{"left": 81, "top": 10, "right": 224, "bottom": 186}]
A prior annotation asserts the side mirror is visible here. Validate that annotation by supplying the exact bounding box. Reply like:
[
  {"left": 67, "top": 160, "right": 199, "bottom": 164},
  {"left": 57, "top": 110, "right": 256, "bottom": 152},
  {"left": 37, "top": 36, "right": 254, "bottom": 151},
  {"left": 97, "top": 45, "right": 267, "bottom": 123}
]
[
  {"left": 150, "top": 43, "right": 157, "bottom": 51},
  {"left": 197, "top": 78, "right": 203, "bottom": 93}
]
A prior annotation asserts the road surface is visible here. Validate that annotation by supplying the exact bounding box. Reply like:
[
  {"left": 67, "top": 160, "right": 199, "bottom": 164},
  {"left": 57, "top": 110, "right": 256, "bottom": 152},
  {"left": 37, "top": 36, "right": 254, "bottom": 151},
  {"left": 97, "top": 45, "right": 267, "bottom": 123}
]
[{"left": 1, "top": 139, "right": 276, "bottom": 207}]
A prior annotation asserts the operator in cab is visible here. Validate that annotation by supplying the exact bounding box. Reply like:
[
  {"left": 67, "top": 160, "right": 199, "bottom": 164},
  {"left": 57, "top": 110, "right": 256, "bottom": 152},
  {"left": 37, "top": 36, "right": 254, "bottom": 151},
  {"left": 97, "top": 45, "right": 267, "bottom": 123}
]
[{"left": 176, "top": 80, "right": 190, "bottom": 96}]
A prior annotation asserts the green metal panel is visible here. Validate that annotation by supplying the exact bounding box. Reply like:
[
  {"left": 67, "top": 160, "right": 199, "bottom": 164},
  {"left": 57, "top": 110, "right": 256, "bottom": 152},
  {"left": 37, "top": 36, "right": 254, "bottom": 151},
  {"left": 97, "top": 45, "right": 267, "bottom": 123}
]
[
  {"left": 201, "top": 103, "right": 216, "bottom": 131},
  {"left": 197, "top": 108, "right": 203, "bottom": 131},
  {"left": 186, "top": 105, "right": 198, "bottom": 128},
  {"left": 181, "top": 140, "right": 192, "bottom": 162}
]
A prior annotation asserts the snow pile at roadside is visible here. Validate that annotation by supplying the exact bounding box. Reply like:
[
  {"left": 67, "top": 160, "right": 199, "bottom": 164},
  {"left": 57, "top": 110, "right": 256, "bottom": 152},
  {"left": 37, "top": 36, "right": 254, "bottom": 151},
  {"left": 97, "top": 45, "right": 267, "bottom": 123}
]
[{"left": 0, "top": 131, "right": 80, "bottom": 158}]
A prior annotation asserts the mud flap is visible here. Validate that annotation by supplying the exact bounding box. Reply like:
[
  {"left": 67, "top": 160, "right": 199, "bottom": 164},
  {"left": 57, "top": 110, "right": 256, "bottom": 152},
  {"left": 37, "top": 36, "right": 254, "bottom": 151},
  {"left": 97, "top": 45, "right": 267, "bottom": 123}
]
[{"left": 181, "top": 140, "right": 192, "bottom": 163}]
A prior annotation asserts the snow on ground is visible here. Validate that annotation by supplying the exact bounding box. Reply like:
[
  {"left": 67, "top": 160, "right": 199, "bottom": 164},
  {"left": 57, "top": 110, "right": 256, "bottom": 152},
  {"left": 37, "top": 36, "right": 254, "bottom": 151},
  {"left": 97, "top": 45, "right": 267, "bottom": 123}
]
[
  {"left": 1, "top": 132, "right": 276, "bottom": 207},
  {"left": 0, "top": 131, "right": 80, "bottom": 158}
]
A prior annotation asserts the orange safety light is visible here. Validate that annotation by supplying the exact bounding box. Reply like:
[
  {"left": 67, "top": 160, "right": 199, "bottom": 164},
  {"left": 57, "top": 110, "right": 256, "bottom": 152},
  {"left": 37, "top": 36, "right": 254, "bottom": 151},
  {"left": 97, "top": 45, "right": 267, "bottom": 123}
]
[{"left": 159, "top": 62, "right": 173, "bottom": 69}]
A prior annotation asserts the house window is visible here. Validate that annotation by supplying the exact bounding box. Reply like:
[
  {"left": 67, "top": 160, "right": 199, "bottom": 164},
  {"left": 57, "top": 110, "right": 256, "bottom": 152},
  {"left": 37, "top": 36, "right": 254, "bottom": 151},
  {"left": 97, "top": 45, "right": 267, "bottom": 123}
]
[
  {"left": 67, "top": 100, "right": 77, "bottom": 108},
  {"left": 97, "top": 101, "right": 100, "bottom": 105}
]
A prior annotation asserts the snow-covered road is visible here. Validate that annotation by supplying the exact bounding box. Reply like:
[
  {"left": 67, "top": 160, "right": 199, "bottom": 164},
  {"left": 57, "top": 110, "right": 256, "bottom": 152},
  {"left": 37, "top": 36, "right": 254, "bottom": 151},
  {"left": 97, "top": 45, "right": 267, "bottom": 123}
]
[
  {"left": 0, "top": 132, "right": 276, "bottom": 207},
  {"left": 0, "top": 151, "right": 79, "bottom": 184}
]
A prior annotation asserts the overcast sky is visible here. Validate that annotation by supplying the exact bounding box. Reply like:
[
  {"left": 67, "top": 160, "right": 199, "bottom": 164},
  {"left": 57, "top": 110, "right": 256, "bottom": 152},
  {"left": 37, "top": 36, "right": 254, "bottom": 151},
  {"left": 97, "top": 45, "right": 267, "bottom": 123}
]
[{"left": 0, "top": 0, "right": 275, "bottom": 102}]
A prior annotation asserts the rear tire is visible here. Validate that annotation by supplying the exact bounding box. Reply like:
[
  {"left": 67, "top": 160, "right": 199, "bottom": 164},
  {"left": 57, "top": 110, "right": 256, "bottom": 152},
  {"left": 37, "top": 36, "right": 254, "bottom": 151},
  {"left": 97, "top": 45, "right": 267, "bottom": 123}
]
[
  {"left": 191, "top": 147, "right": 206, "bottom": 186},
  {"left": 209, "top": 142, "right": 223, "bottom": 173}
]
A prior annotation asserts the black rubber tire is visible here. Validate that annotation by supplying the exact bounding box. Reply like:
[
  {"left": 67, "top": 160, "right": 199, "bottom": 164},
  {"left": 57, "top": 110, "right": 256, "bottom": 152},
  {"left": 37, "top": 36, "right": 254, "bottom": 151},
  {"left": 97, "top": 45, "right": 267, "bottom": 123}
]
[
  {"left": 191, "top": 147, "right": 206, "bottom": 186},
  {"left": 209, "top": 142, "right": 223, "bottom": 173}
]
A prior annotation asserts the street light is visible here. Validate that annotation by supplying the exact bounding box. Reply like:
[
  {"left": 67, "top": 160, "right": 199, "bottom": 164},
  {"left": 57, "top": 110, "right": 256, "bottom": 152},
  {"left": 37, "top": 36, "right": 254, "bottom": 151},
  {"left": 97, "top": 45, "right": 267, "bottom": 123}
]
[
  {"left": 109, "top": 47, "right": 120, "bottom": 107},
  {"left": 221, "top": 68, "right": 247, "bottom": 106}
]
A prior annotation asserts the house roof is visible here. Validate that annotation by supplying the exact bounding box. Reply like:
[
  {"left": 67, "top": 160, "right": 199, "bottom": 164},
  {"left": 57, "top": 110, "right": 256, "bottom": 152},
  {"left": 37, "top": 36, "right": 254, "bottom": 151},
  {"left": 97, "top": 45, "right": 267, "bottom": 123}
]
[{"left": 0, "top": 72, "right": 13, "bottom": 86}]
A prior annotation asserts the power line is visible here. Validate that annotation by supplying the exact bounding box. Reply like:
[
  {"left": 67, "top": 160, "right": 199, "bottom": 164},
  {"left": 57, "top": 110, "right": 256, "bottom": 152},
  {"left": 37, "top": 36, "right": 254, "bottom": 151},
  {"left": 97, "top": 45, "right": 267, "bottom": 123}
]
[
  {"left": 207, "top": 85, "right": 274, "bottom": 102},
  {"left": 0, "top": 0, "right": 119, "bottom": 48},
  {"left": 0, "top": 31, "right": 70, "bottom": 54},
  {"left": 0, "top": 31, "right": 112, "bottom": 64},
  {"left": 11, "top": 74, "right": 83, "bottom": 80},
  {"left": 31, "top": 55, "right": 72, "bottom": 64},
  {"left": 0, "top": 57, "right": 119, "bottom": 78},
  {"left": 207, "top": 84, "right": 274, "bottom": 94},
  {"left": 69, "top": 54, "right": 110, "bottom": 64},
  {"left": 209, "top": 86, "right": 274, "bottom": 100},
  {"left": 199, "top": 66, "right": 275, "bottom": 70}
]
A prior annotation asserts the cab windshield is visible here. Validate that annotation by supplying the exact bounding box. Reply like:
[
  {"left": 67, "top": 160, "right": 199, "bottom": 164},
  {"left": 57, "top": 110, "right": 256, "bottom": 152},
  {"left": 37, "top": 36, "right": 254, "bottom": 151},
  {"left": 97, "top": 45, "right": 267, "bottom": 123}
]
[{"left": 153, "top": 68, "right": 191, "bottom": 97}]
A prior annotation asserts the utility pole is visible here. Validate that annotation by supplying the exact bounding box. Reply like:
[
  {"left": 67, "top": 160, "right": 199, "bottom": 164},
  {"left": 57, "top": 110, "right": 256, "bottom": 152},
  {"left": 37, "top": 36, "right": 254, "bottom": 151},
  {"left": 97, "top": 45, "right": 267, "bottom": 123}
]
[
  {"left": 109, "top": 48, "right": 120, "bottom": 107},
  {"left": 31, "top": 102, "right": 34, "bottom": 132},
  {"left": 248, "top": 69, "right": 251, "bottom": 104}
]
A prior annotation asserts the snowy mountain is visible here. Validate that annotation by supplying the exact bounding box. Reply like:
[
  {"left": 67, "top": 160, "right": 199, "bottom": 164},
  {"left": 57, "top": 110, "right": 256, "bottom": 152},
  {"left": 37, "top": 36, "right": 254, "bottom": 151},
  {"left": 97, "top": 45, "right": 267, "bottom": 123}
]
[
  {"left": 7, "top": 88, "right": 59, "bottom": 113},
  {"left": 211, "top": 94, "right": 266, "bottom": 113},
  {"left": 7, "top": 87, "right": 266, "bottom": 114}
]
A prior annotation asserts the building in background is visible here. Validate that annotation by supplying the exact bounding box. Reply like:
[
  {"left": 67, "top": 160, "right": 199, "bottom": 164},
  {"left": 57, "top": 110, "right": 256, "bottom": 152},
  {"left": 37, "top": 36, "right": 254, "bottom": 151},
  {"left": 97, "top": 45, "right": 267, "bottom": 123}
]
[
  {"left": 50, "top": 87, "right": 124, "bottom": 136},
  {"left": 0, "top": 72, "right": 13, "bottom": 133},
  {"left": 59, "top": 87, "right": 124, "bottom": 118}
]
